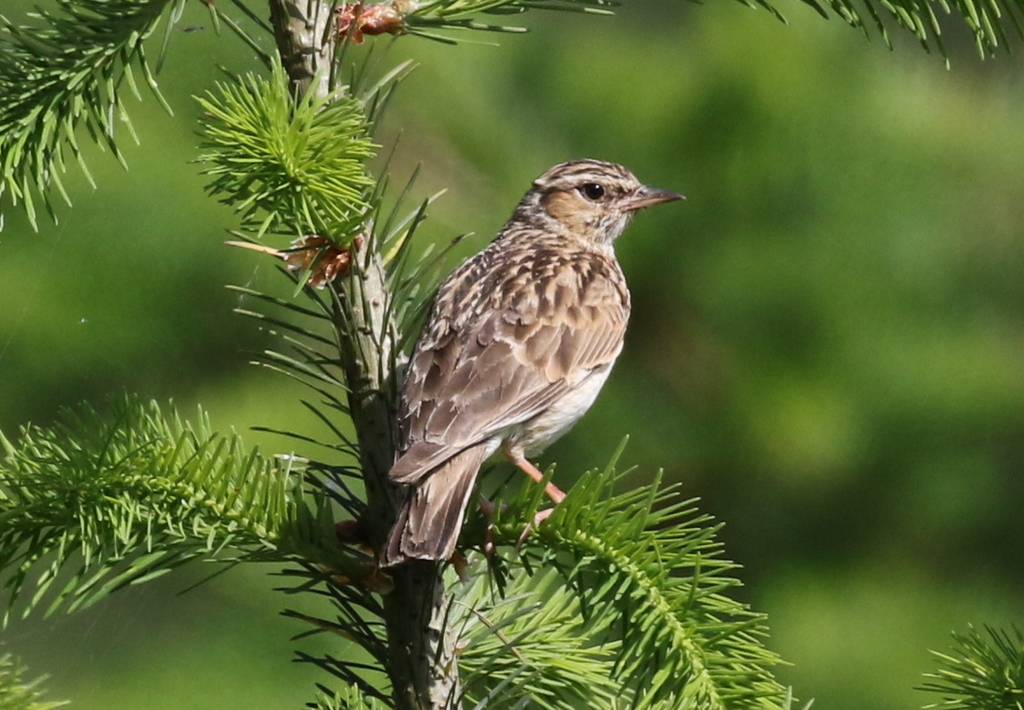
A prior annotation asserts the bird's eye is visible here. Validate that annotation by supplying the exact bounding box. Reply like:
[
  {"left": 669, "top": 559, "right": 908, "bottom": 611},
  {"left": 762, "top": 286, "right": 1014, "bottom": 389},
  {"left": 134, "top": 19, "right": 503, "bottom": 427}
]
[{"left": 579, "top": 183, "right": 606, "bottom": 201}]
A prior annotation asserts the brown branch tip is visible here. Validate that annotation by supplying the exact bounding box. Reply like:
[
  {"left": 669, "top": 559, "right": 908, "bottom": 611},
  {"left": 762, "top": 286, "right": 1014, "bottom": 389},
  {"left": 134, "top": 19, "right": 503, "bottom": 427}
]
[
  {"left": 224, "top": 235, "right": 365, "bottom": 289},
  {"left": 285, "top": 235, "right": 366, "bottom": 288},
  {"left": 335, "top": 0, "right": 417, "bottom": 43}
]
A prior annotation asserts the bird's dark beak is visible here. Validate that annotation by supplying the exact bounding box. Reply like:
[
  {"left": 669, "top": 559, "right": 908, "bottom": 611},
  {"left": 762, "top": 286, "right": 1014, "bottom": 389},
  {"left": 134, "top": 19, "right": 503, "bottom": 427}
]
[{"left": 624, "top": 186, "right": 685, "bottom": 212}]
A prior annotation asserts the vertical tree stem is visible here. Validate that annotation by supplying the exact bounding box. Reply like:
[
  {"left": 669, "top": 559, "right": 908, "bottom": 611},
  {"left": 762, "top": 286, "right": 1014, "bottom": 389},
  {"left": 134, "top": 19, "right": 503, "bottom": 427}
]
[
  {"left": 267, "top": 0, "right": 333, "bottom": 98},
  {"left": 265, "top": 2, "right": 462, "bottom": 707},
  {"left": 336, "top": 242, "right": 463, "bottom": 710}
]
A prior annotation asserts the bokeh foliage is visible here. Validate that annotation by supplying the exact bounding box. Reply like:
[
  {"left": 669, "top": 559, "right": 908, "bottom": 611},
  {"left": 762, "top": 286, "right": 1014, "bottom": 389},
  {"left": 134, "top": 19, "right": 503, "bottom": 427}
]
[
  {"left": 0, "top": 654, "right": 65, "bottom": 710},
  {"left": 921, "top": 624, "right": 1024, "bottom": 710},
  {"left": 1, "top": 0, "right": 1023, "bottom": 708}
]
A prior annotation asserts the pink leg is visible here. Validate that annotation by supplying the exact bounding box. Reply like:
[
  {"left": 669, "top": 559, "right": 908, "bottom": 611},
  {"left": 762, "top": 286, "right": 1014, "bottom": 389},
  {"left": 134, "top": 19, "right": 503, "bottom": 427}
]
[{"left": 504, "top": 448, "right": 566, "bottom": 504}]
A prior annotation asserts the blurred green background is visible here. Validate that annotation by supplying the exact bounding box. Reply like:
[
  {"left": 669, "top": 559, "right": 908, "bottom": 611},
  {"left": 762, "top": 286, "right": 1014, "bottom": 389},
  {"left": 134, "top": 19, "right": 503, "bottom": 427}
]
[{"left": 2, "top": 0, "right": 1024, "bottom": 707}]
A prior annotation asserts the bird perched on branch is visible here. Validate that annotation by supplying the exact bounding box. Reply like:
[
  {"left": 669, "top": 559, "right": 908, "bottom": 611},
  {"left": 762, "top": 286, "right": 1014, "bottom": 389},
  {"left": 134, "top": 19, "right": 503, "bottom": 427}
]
[{"left": 381, "top": 159, "right": 683, "bottom": 566}]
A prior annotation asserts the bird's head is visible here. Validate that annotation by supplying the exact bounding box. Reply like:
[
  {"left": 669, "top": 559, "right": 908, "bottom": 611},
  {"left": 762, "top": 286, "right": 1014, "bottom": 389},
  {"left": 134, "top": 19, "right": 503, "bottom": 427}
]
[{"left": 510, "top": 159, "right": 683, "bottom": 246}]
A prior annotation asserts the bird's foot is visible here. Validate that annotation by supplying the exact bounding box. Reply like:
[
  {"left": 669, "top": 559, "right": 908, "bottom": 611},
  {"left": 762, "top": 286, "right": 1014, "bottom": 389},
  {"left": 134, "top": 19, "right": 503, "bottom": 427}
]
[{"left": 515, "top": 507, "right": 556, "bottom": 551}]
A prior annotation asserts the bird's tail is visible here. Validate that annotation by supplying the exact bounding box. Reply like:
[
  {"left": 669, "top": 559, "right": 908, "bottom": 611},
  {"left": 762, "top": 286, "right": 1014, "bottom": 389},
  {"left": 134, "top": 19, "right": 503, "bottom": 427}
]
[{"left": 381, "top": 443, "right": 490, "bottom": 567}]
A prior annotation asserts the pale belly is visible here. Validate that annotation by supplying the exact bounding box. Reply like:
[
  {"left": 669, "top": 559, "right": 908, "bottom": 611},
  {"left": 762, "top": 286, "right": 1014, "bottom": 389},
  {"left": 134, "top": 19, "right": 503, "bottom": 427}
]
[{"left": 507, "top": 363, "right": 614, "bottom": 457}]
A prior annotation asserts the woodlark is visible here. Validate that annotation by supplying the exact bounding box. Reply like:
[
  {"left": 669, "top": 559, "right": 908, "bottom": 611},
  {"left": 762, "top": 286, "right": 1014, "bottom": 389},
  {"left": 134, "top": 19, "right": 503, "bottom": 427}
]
[{"left": 381, "top": 159, "right": 682, "bottom": 566}]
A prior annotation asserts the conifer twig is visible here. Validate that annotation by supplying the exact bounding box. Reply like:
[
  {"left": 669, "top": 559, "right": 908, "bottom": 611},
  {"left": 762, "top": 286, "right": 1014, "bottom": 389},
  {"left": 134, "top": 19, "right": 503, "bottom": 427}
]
[{"left": 265, "top": 2, "right": 461, "bottom": 707}]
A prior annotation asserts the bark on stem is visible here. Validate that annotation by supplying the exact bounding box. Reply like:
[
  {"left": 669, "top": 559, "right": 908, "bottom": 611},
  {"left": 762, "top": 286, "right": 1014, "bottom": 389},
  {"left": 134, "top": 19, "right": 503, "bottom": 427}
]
[
  {"left": 338, "top": 242, "right": 463, "bottom": 709},
  {"left": 268, "top": 0, "right": 333, "bottom": 98},
  {"left": 265, "top": 2, "right": 462, "bottom": 707}
]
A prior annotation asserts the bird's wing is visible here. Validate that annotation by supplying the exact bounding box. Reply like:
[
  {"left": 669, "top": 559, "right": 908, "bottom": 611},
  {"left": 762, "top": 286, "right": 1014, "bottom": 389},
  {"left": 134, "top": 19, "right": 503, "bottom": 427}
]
[{"left": 390, "top": 250, "right": 629, "bottom": 484}]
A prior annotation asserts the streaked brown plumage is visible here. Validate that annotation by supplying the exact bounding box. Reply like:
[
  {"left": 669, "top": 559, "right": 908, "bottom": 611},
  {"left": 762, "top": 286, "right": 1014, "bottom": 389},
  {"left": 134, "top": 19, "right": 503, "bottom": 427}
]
[{"left": 381, "top": 159, "right": 682, "bottom": 566}]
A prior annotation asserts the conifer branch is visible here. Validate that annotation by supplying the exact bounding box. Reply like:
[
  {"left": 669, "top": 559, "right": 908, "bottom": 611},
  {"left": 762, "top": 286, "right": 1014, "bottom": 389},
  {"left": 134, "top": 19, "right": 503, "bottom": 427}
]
[
  {"left": 0, "top": 655, "right": 66, "bottom": 710},
  {"left": 1, "top": 0, "right": 1020, "bottom": 234},
  {"left": 0, "top": 396, "right": 354, "bottom": 626},
  {"left": 921, "top": 624, "right": 1024, "bottom": 710},
  {"left": 484, "top": 447, "right": 787, "bottom": 710},
  {"left": 0, "top": 0, "right": 179, "bottom": 230},
  {"left": 324, "top": 0, "right": 1023, "bottom": 58},
  {"left": 456, "top": 569, "right": 622, "bottom": 709},
  {"left": 311, "top": 684, "right": 393, "bottom": 710},
  {"left": 257, "top": 2, "right": 461, "bottom": 707},
  {"left": 196, "top": 58, "right": 377, "bottom": 241}
]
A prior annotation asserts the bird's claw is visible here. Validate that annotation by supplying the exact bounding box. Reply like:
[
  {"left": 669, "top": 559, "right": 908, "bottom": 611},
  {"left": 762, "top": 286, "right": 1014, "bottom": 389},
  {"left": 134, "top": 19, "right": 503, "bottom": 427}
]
[
  {"left": 533, "top": 507, "right": 556, "bottom": 526},
  {"left": 514, "top": 507, "right": 556, "bottom": 552}
]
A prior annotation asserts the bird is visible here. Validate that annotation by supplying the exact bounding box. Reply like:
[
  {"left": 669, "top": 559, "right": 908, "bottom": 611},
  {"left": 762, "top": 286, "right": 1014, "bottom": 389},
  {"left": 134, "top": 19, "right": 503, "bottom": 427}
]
[{"left": 381, "top": 159, "right": 683, "bottom": 566}]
